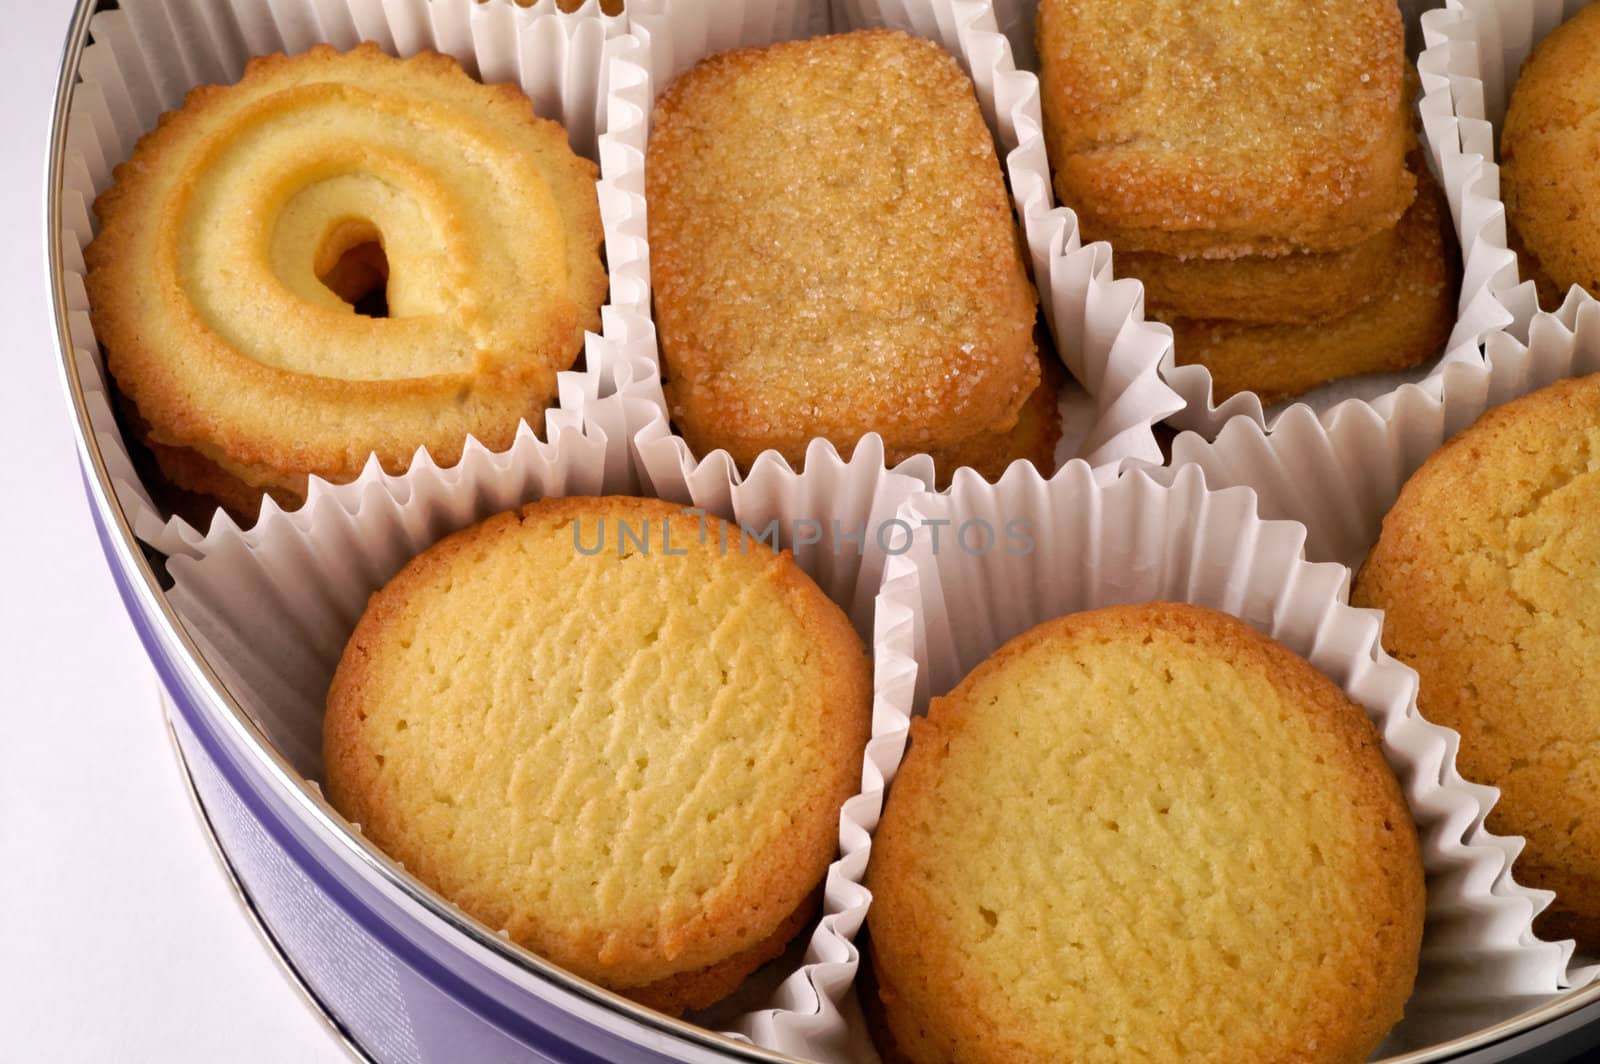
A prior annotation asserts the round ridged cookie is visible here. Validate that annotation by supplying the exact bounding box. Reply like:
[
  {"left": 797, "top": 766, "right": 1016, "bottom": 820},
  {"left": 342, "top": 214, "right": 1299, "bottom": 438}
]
[
  {"left": 324, "top": 497, "right": 871, "bottom": 1013},
  {"left": 866, "top": 602, "right": 1423, "bottom": 1064},
  {"left": 1503, "top": 4, "right": 1600, "bottom": 305},
  {"left": 1354, "top": 374, "right": 1600, "bottom": 949},
  {"left": 86, "top": 44, "right": 606, "bottom": 518}
]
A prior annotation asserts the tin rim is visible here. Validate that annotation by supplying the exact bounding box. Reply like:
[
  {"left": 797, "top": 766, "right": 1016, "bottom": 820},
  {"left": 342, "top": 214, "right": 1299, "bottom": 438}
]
[
  {"left": 40, "top": 1, "right": 1600, "bottom": 1060},
  {"left": 157, "top": 692, "right": 373, "bottom": 1064},
  {"left": 42, "top": 3, "right": 789, "bottom": 1060}
]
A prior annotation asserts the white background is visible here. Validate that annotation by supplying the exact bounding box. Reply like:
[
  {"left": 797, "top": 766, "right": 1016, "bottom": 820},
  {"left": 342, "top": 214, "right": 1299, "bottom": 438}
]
[{"left": 0, "top": 3, "right": 347, "bottom": 1060}]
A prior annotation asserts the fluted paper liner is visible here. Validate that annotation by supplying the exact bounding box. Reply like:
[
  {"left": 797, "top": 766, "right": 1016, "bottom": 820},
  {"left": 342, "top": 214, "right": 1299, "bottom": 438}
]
[
  {"left": 161, "top": 426, "right": 938, "bottom": 1059},
  {"left": 606, "top": 0, "right": 1182, "bottom": 639},
  {"left": 1158, "top": 294, "right": 1600, "bottom": 999},
  {"left": 1418, "top": 0, "right": 1600, "bottom": 330},
  {"left": 874, "top": 459, "right": 1589, "bottom": 1055},
  {"left": 58, "top": 0, "right": 639, "bottom": 559}
]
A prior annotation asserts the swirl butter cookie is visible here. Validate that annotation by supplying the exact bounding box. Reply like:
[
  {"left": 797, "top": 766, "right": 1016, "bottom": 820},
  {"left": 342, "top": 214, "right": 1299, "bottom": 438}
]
[{"left": 86, "top": 44, "right": 607, "bottom": 519}]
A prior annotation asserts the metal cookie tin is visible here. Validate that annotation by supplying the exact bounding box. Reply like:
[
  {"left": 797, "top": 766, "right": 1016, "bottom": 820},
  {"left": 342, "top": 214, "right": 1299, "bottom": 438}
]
[
  {"left": 46, "top": 1, "right": 780, "bottom": 1059},
  {"left": 43, "top": 0, "right": 1600, "bottom": 1060}
]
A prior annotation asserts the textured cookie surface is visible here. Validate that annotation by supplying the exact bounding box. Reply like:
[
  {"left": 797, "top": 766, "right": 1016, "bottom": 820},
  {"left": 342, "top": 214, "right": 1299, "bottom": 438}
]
[
  {"left": 86, "top": 44, "right": 606, "bottom": 517},
  {"left": 1503, "top": 3, "right": 1600, "bottom": 307},
  {"left": 1354, "top": 375, "right": 1600, "bottom": 948},
  {"left": 324, "top": 497, "right": 871, "bottom": 1011},
  {"left": 867, "top": 602, "right": 1423, "bottom": 1064},
  {"left": 1124, "top": 208, "right": 1406, "bottom": 325},
  {"left": 647, "top": 30, "right": 1039, "bottom": 468},
  {"left": 1037, "top": 0, "right": 1413, "bottom": 257},
  {"left": 923, "top": 357, "right": 1062, "bottom": 486},
  {"left": 1169, "top": 171, "right": 1456, "bottom": 404}
]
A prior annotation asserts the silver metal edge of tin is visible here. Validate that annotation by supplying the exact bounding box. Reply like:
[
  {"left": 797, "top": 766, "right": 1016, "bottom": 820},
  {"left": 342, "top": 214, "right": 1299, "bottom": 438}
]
[
  {"left": 41, "top": 0, "right": 1600, "bottom": 1061},
  {"left": 156, "top": 686, "right": 374, "bottom": 1064},
  {"left": 42, "top": 2, "right": 786, "bottom": 1061}
]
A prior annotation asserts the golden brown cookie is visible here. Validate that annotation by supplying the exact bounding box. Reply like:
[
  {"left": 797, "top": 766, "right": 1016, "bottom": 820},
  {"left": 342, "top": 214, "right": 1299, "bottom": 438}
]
[
  {"left": 924, "top": 356, "right": 1062, "bottom": 485},
  {"left": 324, "top": 496, "right": 871, "bottom": 1012},
  {"left": 647, "top": 30, "right": 1040, "bottom": 469},
  {"left": 86, "top": 44, "right": 607, "bottom": 519},
  {"left": 1353, "top": 375, "right": 1600, "bottom": 949},
  {"left": 1502, "top": 3, "right": 1600, "bottom": 308},
  {"left": 1126, "top": 155, "right": 1435, "bottom": 325},
  {"left": 1506, "top": 220, "right": 1567, "bottom": 311},
  {"left": 1037, "top": 0, "right": 1414, "bottom": 257},
  {"left": 501, "top": 0, "right": 624, "bottom": 12},
  {"left": 1123, "top": 223, "right": 1405, "bottom": 326},
  {"left": 1168, "top": 171, "right": 1457, "bottom": 404},
  {"left": 867, "top": 602, "right": 1424, "bottom": 1064}
]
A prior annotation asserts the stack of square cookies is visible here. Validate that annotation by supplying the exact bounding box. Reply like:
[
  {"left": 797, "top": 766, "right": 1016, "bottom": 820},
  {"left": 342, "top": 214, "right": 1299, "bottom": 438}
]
[{"left": 1036, "top": 0, "right": 1458, "bottom": 404}]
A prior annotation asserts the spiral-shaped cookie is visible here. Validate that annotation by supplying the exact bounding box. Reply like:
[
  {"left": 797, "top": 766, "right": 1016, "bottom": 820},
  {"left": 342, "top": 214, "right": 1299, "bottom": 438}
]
[{"left": 87, "top": 44, "right": 607, "bottom": 518}]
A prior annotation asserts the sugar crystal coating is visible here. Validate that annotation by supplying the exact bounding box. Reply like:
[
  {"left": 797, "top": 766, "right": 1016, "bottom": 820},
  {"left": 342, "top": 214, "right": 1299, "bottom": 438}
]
[
  {"left": 647, "top": 31, "right": 1040, "bottom": 468},
  {"left": 1037, "top": 0, "right": 1414, "bottom": 256}
]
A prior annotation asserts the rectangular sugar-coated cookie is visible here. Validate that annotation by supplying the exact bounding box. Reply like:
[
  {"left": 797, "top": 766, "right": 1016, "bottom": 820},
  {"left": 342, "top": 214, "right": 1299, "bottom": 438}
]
[
  {"left": 926, "top": 354, "right": 1063, "bottom": 486},
  {"left": 1168, "top": 176, "right": 1457, "bottom": 404},
  {"left": 1037, "top": 0, "right": 1414, "bottom": 257},
  {"left": 646, "top": 30, "right": 1040, "bottom": 469},
  {"left": 1126, "top": 161, "right": 1437, "bottom": 325},
  {"left": 1123, "top": 225, "right": 1405, "bottom": 326}
]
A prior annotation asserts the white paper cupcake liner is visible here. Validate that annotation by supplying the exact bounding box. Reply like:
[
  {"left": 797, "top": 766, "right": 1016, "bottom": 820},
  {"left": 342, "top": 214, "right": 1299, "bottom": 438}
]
[
  {"left": 1417, "top": 1, "right": 1527, "bottom": 350},
  {"left": 982, "top": 0, "right": 1036, "bottom": 72},
  {"left": 59, "top": 0, "right": 638, "bottom": 560},
  {"left": 1155, "top": 293, "right": 1600, "bottom": 991},
  {"left": 625, "top": 0, "right": 823, "bottom": 88},
  {"left": 162, "top": 433, "right": 910, "bottom": 1061},
  {"left": 874, "top": 458, "right": 1588, "bottom": 1053},
  {"left": 581, "top": 27, "right": 662, "bottom": 496},
  {"left": 614, "top": 0, "right": 1182, "bottom": 638}
]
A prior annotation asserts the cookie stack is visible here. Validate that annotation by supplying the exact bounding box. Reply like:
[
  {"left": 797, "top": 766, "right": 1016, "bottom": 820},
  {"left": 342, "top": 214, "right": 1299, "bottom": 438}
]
[{"left": 1036, "top": 0, "right": 1457, "bottom": 404}]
